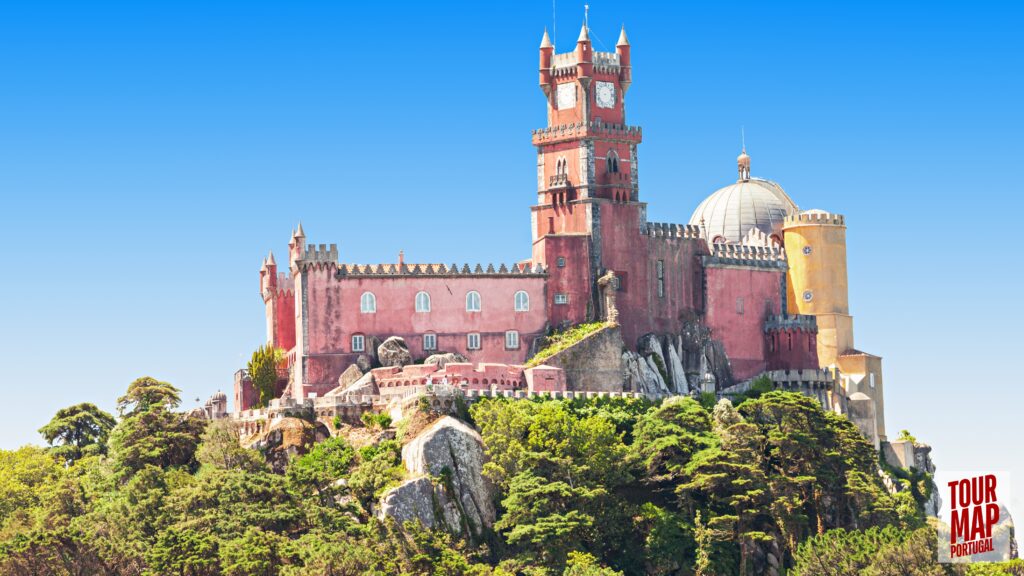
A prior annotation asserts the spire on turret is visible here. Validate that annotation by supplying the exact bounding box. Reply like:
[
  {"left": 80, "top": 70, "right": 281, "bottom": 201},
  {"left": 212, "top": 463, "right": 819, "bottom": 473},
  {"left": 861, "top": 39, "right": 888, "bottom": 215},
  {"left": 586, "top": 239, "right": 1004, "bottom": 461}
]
[
  {"left": 616, "top": 25, "right": 629, "bottom": 46},
  {"left": 267, "top": 251, "right": 276, "bottom": 266},
  {"left": 540, "top": 28, "right": 553, "bottom": 49},
  {"left": 577, "top": 22, "right": 590, "bottom": 43},
  {"left": 295, "top": 222, "right": 305, "bottom": 238}
]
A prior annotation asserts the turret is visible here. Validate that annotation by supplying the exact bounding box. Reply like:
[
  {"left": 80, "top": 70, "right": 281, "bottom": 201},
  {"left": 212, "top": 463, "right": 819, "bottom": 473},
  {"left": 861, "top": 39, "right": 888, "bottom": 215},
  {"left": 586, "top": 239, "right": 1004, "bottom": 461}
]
[
  {"left": 289, "top": 223, "right": 305, "bottom": 268},
  {"left": 265, "top": 251, "right": 278, "bottom": 290},
  {"left": 575, "top": 23, "right": 593, "bottom": 80},
  {"left": 738, "top": 148, "right": 751, "bottom": 181},
  {"left": 539, "top": 29, "right": 553, "bottom": 96},
  {"left": 616, "top": 25, "right": 631, "bottom": 93}
]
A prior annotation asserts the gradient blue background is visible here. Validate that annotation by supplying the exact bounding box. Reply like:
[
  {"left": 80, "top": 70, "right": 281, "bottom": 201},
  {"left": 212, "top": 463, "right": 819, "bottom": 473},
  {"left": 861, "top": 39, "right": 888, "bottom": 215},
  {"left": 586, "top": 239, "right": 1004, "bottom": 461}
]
[{"left": 1, "top": 1, "right": 1021, "bottom": 519}]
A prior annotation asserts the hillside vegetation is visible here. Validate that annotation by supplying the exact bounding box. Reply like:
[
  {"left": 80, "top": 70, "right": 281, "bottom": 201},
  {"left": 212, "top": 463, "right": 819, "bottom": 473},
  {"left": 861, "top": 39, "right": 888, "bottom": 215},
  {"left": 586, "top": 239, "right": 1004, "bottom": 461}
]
[{"left": 0, "top": 377, "right": 1019, "bottom": 575}]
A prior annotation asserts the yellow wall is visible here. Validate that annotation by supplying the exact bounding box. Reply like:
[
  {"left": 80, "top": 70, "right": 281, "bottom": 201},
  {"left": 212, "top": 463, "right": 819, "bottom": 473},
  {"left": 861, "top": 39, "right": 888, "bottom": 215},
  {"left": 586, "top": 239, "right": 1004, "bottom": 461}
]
[{"left": 783, "top": 212, "right": 853, "bottom": 367}]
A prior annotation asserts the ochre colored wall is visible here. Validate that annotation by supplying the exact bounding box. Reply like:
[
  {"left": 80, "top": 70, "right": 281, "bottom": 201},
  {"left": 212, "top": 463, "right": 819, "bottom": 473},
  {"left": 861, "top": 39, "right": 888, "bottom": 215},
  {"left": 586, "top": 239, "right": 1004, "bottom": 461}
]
[
  {"left": 783, "top": 213, "right": 853, "bottom": 366},
  {"left": 703, "top": 265, "right": 784, "bottom": 380}
]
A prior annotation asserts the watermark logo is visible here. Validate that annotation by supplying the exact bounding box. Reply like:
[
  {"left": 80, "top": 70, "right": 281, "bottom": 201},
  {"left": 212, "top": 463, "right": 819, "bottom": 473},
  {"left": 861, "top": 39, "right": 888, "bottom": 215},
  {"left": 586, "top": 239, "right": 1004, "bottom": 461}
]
[{"left": 934, "top": 471, "right": 1014, "bottom": 563}]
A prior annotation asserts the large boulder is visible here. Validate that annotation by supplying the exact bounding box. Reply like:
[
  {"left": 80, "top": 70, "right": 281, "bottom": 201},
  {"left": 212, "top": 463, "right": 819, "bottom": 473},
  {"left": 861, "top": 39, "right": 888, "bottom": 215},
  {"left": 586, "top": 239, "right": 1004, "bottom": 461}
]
[
  {"left": 378, "top": 417, "right": 495, "bottom": 537},
  {"left": 327, "top": 371, "right": 378, "bottom": 399},
  {"left": 249, "top": 417, "right": 330, "bottom": 474},
  {"left": 423, "top": 352, "right": 468, "bottom": 369},
  {"left": 667, "top": 344, "right": 689, "bottom": 394},
  {"left": 326, "top": 364, "right": 363, "bottom": 396},
  {"left": 378, "top": 336, "right": 413, "bottom": 368}
]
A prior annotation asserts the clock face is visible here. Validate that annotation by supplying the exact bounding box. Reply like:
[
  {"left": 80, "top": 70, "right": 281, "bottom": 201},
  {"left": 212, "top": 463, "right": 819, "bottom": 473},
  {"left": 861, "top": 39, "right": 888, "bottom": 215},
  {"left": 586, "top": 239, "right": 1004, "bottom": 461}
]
[
  {"left": 556, "top": 83, "right": 576, "bottom": 110},
  {"left": 596, "top": 81, "right": 616, "bottom": 109}
]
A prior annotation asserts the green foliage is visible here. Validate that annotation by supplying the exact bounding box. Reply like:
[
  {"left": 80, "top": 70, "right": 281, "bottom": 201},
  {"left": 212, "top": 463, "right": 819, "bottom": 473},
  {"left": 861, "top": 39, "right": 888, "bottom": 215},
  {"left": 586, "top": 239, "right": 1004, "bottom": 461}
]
[
  {"left": 116, "top": 376, "right": 181, "bottom": 416},
  {"left": 196, "top": 420, "right": 267, "bottom": 472},
  {"left": 286, "top": 436, "right": 355, "bottom": 496},
  {"left": 0, "top": 384, "right": 946, "bottom": 576},
  {"left": 108, "top": 406, "right": 205, "bottom": 476},
  {"left": 361, "top": 411, "right": 393, "bottom": 431},
  {"left": 526, "top": 322, "right": 608, "bottom": 367},
  {"left": 898, "top": 429, "right": 918, "bottom": 444},
  {"left": 247, "top": 345, "right": 284, "bottom": 409},
  {"left": 332, "top": 414, "right": 343, "bottom": 430},
  {"left": 38, "top": 402, "right": 117, "bottom": 465}
]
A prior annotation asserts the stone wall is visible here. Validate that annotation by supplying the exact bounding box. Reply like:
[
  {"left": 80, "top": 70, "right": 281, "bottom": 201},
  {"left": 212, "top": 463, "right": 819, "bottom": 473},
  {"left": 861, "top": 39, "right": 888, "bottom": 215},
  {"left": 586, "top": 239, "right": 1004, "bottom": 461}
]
[{"left": 537, "top": 324, "right": 625, "bottom": 392}]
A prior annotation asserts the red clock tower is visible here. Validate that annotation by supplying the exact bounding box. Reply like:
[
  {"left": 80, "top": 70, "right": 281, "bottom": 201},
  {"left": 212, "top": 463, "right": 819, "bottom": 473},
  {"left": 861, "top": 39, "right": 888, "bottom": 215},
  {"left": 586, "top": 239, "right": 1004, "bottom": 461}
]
[{"left": 532, "top": 25, "right": 647, "bottom": 328}]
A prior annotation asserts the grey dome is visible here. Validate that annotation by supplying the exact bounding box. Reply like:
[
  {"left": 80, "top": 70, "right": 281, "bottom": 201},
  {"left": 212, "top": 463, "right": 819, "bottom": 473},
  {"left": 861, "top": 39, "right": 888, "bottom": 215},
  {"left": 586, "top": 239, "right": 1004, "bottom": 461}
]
[{"left": 689, "top": 177, "right": 798, "bottom": 244}]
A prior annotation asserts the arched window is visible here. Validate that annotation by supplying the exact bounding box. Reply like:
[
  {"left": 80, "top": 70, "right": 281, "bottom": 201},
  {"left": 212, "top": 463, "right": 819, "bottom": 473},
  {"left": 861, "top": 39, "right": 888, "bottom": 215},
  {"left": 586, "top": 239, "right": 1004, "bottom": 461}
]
[
  {"left": 712, "top": 235, "right": 727, "bottom": 245},
  {"left": 360, "top": 292, "right": 376, "bottom": 313},
  {"left": 514, "top": 290, "right": 530, "bottom": 312},
  {"left": 556, "top": 157, "right": 567, "bottom": 176},
  {"left": 415, "top": 291, "right": 431, "bottom": 312},
  {"left": 466, "top": 291, "right": 481, "bottom": 312},
  {"left": 607, "top": 150, "right": 619, "bottom": 173}
]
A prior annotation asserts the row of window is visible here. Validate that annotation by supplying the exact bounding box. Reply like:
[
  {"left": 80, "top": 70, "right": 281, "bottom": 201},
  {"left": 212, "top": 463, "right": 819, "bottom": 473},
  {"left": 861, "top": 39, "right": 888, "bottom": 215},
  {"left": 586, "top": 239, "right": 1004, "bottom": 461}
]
[
  {"left": 350, "top": 331, "right": 520, "bottom": 352},
  {"left": 360, "top": 290, "right": 531, "bottom": 314}
]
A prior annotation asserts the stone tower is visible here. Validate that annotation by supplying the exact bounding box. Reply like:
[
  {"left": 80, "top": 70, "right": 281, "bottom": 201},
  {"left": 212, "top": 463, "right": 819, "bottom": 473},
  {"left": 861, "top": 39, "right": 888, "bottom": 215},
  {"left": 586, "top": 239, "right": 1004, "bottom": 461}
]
[
  {"left": 781, "top": 210, "right": 852, "bottom": 366},
  {"left": 783, "top": 210, "right": 886, "bottom": 441},
  {"left": 531, "top": 25, "right": 646, "bottom": 327}
]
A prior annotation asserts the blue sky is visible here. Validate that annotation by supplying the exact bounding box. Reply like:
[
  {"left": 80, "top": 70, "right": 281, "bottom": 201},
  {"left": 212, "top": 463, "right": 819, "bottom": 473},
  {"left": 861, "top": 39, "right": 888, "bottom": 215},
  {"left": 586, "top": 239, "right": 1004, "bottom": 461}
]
[{"left": 1, "top": 1, "right": 1021, "bottom": 517}]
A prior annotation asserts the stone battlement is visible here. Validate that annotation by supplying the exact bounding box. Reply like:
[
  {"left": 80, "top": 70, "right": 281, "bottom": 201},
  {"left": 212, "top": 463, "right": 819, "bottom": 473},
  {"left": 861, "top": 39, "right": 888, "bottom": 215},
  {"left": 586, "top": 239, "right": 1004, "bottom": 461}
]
[
  {"left": 549, "top": 51, "right": 619, "bottom": 76},
  {"left": 764, "top": 314, "right": 818, "bottom": 333},
  {"left": 644, "top": 222, "right": 702, "bottom": 240},
  {"left": 335, "top": 262, "right": 547, "bottom": 278},
  {"left": 299, "top": 244, "right": 339, "bottom": 264},
  {"left": 783, "top": 211, "right": 845, "bottom": 227},
  {"left": 703, "top": 244, "right": 787, "bottom": 269},
  {"left": 532, "top": 120, "right": 642, "bottom": 145}
]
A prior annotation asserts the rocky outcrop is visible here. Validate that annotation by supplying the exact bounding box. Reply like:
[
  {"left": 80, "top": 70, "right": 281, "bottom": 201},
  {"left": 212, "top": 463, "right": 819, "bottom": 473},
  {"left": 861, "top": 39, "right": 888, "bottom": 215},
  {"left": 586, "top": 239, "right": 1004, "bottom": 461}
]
[
  {"left": 423, "top": 352, "right": 468, "bottom": 369},
  {"left": 378, "top": 336, "right": 413, "bottom": 368},
  {"left": 537, "top": 324, "right": 625, "bottom": 392},
  {"left": 378, "top": 417, "right": 494, "bottom": 538},
  {"left": 249, "top": 417, "right": 330, "bottom": 474},
  {"left": 623, "top": 351, "right": 669, "bottom": 395},
  {"left": 326, "top": 364, "right": 363, "bottom": 396},
  {"left": 330, "top": 371, "right": 378, "bottom": 399},
  {"left": 666, "top": 344, "right": 689, "bottom": 394}
]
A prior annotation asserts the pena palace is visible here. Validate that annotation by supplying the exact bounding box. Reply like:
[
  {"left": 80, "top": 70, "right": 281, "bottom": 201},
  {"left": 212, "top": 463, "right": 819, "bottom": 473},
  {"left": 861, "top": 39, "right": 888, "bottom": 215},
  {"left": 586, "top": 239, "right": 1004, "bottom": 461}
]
[{"left": 233, "top": 22, "right": 889, "bottom": 449}]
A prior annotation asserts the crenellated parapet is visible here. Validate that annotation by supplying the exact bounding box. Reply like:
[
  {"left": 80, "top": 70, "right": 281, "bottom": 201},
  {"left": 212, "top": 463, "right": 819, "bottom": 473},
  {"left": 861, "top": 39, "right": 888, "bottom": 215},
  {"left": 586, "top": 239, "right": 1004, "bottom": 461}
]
[
  {"left": 549, "top": 51, "right": 620, "bottom": 77},
  {"left": 532, "top": 120, "right": 642, "bottom": 145},
  {"left": 335, "top": 261, "right": 547, "bottom": 279},
  {"left": 703, "top": 244, "right": 787, "bottom": 269},
  {"left": 764, "top": 313, "right": 818, "bottom": 333},
  {"left": 643, "top": 222, "right": 702, "bottom": 240},
  {"left": 298, "top": 244, "right": 339, "bottom": 264},
  {"left": 783, "top": 211, "right": 845, "bottom": 228}
]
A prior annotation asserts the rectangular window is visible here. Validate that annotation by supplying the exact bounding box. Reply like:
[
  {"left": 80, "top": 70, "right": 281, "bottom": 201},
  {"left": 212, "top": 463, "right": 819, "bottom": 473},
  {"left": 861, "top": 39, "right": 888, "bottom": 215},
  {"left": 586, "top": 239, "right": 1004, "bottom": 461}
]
[
  {"left": 869, "top": 373, "right": 876, "bottom": 388},
  {"left": 505, "top": 330, "right": 519, "bottom": 350},
  {"left": 554, "top": 293, "right": 569, "bottom": 305},
  {"left": 423, "top": 333, "right": 437, "bottom": 351},
  {"left": 351, "top": 334, "right": 365, "bottom": 352},
  {"left": 557, "top": 256, "right": 566, "bottom": 268},
  {"left": 736, "top": 297, "right": 745, "bottom": 315},
  {"left": 656, "top": 260, "right": 665, "bottom": 298},
  {"left": 467, "top": 333, "right": 481, "bottom": 350}
]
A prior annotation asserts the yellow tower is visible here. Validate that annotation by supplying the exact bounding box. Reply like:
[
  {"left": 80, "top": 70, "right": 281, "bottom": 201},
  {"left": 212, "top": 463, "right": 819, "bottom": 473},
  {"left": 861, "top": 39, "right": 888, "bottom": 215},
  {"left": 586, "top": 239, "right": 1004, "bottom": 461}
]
[
  {"left": 783, "top": 210, "right": 887, "bottom": 441},
  {"left": 782, "top": 210, "right": 853, "bottom": 367}
]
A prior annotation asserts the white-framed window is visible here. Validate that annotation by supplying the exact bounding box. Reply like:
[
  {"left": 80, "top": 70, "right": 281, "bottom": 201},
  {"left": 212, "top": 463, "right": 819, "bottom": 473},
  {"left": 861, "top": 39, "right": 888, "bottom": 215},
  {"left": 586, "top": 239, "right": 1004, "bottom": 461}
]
[
  {"left": 351, "top": 334, "right": 365, "bottom": 352},
  {"left": 557, "top": 256, "right": 566, "bottom": 268},
  {"left": 423, "top": 333, "right": 437, "bottom": 351},
  {"left": 656, "top": 260, "right": 665, "bottom": 298},
  {"left": 514, "top": 290, "right": 530, "bottom": 312},
  {"left": 554, "top": 293, "right": 569, "bottom": 305},
  {"left": 415, "top": 291, "right": 431, "bottom": 312},
  {"left": 505, "top": 330, "right": 519, "bottom": 350},
  {"left": 360, "top": 292, "right": 376, "bottom": 313},
  {"left": 467, "top": 333, "right": 481, "bottom": 350},
  {"left": 466, "top": 291, "right": 482, "bottom": 312},
  {"left": 869, "top": 373, "right": 876, "bottom": 388}
]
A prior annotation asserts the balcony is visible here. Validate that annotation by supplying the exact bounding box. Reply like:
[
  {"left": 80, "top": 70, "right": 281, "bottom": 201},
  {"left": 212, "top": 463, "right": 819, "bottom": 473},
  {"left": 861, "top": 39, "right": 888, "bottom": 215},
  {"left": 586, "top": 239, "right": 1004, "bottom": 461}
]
[{"left": 548, "top": 173, "right": 570, "bottom": 188}]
